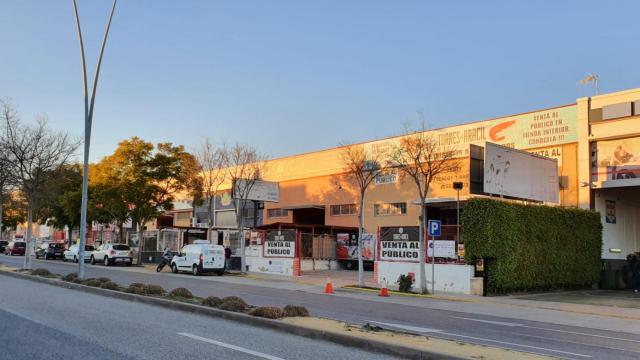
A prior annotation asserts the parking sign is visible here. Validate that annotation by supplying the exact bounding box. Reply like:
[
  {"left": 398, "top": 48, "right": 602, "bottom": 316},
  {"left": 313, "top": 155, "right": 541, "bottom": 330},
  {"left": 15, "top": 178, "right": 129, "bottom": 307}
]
[{"left": 427, "top": 220, "right": 441, "bottom": 237}]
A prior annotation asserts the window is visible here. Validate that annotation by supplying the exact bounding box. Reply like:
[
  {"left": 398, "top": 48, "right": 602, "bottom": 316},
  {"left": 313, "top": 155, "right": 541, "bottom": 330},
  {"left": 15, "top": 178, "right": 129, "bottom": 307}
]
[
  {"left": 374, "top": 202, "right": 407, "bottom": 216},
  {"left": 330, "top": 204, "right": 357, "bottom": 216},
  {"left": 375, "top": 169, "right": 397, "bottom": 185},
  {"left": 113, "top": 244, "right": 130, "bottom": 251},
  {"left": 267, "top": 208, "right": 288, "bottom": 218}
]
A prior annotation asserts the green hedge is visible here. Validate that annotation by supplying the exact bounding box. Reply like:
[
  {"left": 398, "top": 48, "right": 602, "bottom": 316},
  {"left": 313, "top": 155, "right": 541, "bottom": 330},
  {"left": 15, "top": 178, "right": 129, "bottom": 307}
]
[{"left": 462, "top": 198, "right": 602, "bottom": 294}]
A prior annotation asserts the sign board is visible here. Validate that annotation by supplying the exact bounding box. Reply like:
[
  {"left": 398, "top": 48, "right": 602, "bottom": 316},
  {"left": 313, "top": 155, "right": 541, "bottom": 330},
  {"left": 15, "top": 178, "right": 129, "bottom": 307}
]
[
  {"left": 379, "top": 227, "right": 420, "bottom": 261},
  {"left": 336, "top": 233, "right": 375, "bottom": 261},
  {"left": 427, "top": 220, "right": 441, "bottom": 237},
  {"left": 591, "top": 136, "right": 640, "bottom": 184},
  {"left": 428, "top": 240, "right": 457, "bottom": 258},
  {"left": 264, "top": 239, "right": 295, "bottom": 257},
  {"left": 484, "top": 142, "right": 559, "bottom": 203},
  {"left": 233, "top": 179, "right": 280, "bottom": 203}
]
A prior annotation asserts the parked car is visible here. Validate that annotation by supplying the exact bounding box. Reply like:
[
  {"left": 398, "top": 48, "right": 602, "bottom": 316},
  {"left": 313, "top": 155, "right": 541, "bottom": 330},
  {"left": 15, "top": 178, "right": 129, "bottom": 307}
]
[
  {"left": 63, "top": 244, "right": 95, "bottom": 263},
  {"left": 171, "top": 240, "right": 225, "bottom": 276},
  {"left": 90, "top": 243, "right": 133, "bottom": 266},
  {"left": 35, "top": 242, "right": 65, "bottom": 260},
  {"left": 0, "top": 240, "right": 9, "bottom": 253},
  {"left": 4, "top": 241, "right": 26, "bottom": 256}
]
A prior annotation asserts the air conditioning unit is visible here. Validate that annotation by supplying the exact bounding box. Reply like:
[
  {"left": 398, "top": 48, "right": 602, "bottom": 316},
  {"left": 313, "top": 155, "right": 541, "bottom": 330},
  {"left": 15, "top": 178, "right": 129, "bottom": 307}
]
[{"left": 196, "top": 223, "right": 209, "bottom": 229}]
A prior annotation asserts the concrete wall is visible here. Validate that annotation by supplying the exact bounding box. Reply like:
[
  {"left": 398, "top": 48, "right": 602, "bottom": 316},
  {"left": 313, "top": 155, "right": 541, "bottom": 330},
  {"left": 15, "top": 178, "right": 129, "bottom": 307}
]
[
  {"left": 300, "top": 259, "right": 339, "bottom": 271},
  {"left": 377, "top": 261, "right": 475, "bottom": 294},
  {"left": 595, "top": 191, "right": 640, "bottom": 260}
]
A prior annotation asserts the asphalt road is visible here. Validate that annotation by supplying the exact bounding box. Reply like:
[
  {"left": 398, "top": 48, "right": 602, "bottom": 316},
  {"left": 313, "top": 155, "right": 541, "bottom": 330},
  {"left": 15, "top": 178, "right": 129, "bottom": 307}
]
[
  {"left": 2, "top": 255, "right": 639, "bottom": 360},
  {"left": 0, "top": 275, "right": 399, "bottom": 360}
]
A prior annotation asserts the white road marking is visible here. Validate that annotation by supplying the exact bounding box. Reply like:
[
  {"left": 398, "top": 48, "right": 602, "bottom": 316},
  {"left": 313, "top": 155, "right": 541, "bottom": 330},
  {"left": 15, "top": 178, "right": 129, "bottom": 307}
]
[
  {"left": 452, "top": 316, "right": 523, "bottom": 327},
  {"left": 524, "top": 325, "right": 640, "bottom": 344},
  {"left": 178, "top": 332, "right": 286, "bottom": 360},
  {"left": 367, "top": 320, "right": 442, "bottom": 333},
  {"left": 439, "top": 332, "right": 592, "bottom": 358}
]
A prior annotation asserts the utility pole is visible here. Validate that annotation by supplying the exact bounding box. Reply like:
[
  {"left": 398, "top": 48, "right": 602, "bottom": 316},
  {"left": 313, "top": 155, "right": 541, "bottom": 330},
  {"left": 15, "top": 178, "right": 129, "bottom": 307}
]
[
  {"left": 453, "top": 181, "right": 463, "bottom": 258},
  {"left": 73, "top": 0, "right": 118, "bottom": 279}
]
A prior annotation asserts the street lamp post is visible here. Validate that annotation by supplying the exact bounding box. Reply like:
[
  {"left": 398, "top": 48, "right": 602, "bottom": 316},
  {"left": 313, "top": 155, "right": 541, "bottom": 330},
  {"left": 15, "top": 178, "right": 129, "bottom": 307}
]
[
  {"left": 453, "top": 182, "right": 464, "bottom": 258},
  {"left": 73, "top": 0, "right": 117, "bottom": 279}
]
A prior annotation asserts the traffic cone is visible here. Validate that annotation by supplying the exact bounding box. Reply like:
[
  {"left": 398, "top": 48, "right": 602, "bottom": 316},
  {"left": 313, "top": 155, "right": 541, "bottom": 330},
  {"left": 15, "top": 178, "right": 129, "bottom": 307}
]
[
  {"left": 379, "top": 278, "right": 390, "bottom": 297},
  {"left": 324, "top": 275, "right": 334, "bottom": 294}
]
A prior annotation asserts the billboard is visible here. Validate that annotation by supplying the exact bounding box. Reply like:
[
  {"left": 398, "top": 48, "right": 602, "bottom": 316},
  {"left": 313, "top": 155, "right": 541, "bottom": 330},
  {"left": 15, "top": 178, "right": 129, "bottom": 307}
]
[
  {"left": 484, "top": 142, "right": 559, "bottom": 203},
  {"left": 232, "top": 179, "right": 280, "bottom": 202},
  {"left": 592, "top": 137, "right": 640, "bottom": 183}
]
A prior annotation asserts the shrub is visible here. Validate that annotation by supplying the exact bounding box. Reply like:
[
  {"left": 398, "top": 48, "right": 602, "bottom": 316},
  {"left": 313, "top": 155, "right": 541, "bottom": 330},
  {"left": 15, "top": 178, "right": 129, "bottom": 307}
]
[
  {"left": 201, "top": 296, "right": 222, "bottom": 307},
  {"left": 82, "top": 278, "right": 102, "bottom": 287},
  {"left": 218, "top": 296, "right": 248, "bottom": 312},
  {"left": 397, "top": 274, "right": 413, "bottom": 293},
  {"left": 249, "top": 307, "right": 284, "bottom": 319},
  {"left": 32, "top": 268, "right": 52, "bottom": 277},
  {"left": 96, "top": 277, "right": 112, "bottom": 284},
  {"left": 62, "top": 273, "right": 78, "bottom": 282},
  {"left": 462, "top": 198, "right": 603, "bottom": 294},
  {"left": 125, "top": 283, "right": 146, "bottom": 295},
  {"left": 169, "top": 287, "right": 193, "bottom": 299},
  {"left": 143, "top": 284, "right": 166, "bottom": 295},
  {"left": 100, "top": 281, "right": 119, "bottom": 290},
  {"left": 283, "top": 305, "right": 309, "bottom": 317}
]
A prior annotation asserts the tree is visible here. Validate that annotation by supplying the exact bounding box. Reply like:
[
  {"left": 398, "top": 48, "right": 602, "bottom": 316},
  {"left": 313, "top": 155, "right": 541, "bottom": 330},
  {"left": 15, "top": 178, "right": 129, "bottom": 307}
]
[
  {"left": 1, "top": 100, "right": 79, "bottom": 269},
  {"left": 340, "top": 143, "right": 387, "bottom": 287},
  {"left": 226, "top": 142, "right": 267, "bottom": 273},
  {"left": 389, "top": 121, "right": 458, "bottom": 293},
  {"left": 195, "top": 139, "right": 227, "bottom": 240},
  {"left": 0, "top": 122, "right": 15, "bottom": 238},
  {"left": 35, "top": 164, "right": 84, "bottom": 247}
]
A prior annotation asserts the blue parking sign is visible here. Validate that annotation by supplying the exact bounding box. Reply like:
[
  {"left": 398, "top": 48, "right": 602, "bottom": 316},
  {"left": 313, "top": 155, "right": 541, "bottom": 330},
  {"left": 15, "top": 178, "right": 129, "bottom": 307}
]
[{"left": 427, "top": 220, "right": 441, "bottom": 237}]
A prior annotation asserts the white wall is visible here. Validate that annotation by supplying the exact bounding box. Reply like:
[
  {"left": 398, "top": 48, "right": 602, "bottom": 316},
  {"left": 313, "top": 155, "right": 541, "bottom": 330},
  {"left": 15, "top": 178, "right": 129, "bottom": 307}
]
[
  {"left": 301, "top": 259, "right": 339, "bottom": 271},
  {"left": 596, "top": 192, "right": 640, "bottom": 260},
  {"left": 377, "top": 261, "right": 475, "bottom": 294},
  {"left": 245, "top": 245, "right": 295, "bottom": 276}
]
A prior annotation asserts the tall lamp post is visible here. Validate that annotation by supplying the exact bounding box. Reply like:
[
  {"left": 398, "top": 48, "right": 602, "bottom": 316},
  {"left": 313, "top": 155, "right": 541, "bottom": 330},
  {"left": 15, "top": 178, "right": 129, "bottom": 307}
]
[
  {"left": 73, "top": 0, "right": 118, "bottom": 279},
  {"left": 452, "top": 181, "right": 463, "bottom": 258}
]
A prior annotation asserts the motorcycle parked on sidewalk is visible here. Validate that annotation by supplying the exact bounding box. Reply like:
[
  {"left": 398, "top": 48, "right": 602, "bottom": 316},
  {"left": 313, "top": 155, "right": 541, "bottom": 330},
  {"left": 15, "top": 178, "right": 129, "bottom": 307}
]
[{"left": 156, "top": 252, "right": 174, "bottom": 272}]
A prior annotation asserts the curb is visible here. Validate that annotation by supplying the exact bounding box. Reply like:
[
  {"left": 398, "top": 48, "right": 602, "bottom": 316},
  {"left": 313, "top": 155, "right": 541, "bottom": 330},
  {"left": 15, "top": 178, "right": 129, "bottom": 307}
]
[{"left": 0, "top": 270, "right": 466, "bottom": 360}]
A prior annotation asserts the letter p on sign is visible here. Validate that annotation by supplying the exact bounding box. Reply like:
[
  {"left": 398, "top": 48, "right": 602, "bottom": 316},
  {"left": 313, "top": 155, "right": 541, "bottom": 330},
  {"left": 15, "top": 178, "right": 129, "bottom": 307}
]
[{"left": 428, "top": 220, "right": 441, "bottom": 237}]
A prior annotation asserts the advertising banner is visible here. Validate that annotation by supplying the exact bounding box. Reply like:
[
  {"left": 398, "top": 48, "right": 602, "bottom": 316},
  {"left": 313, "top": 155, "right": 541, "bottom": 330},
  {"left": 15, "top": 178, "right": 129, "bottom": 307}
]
[
  {"left": 379, "top": 227, "right": 420, "bottom": 262},
  {"left": 592, "top": 137, "right": 640, "bottom": 183},
  {"left": 264, "top": 240, "right": 295, "bottom": 257},
  {"left": 427, "top": 240, "right": 457, "bottom": 258},
  {"left": 336, "top": 233, "right": 375, "bottom": 261}
]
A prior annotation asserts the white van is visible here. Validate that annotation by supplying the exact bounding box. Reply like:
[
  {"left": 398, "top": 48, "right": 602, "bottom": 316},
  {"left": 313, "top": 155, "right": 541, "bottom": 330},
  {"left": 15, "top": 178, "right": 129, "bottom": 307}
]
[{"left": 170, "top": 240, "right": 225, "bottom": 276}]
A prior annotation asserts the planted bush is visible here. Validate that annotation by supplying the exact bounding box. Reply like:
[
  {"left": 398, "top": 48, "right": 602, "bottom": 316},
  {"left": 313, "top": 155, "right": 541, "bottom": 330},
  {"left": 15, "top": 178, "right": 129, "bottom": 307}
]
[
  {"left": 62, "top": 273, "right": 78, "bottom": 282},
  {"left": 143, "top": 284, "right": 166, "bottom": 295},
  {"left": 100, "top": 281, "right": 119, "bottom": 290},
  {"left": 82, "top": 278, "right": 102, "bottom": 287},
  {"left": 283, "top": 305, "right": 309, "bottom": 317},
  {"left": 462, "top": 198, "right": 603, "bottom": 294},
  {"left": 249, "top": 307, "right": 284, "bottom": 319},
  {"left": 169, "top": 287, "right": 193, "bottom": 299},
  {"left": 201, "top": 296, "right": 222, "bottom": 307},
  {"left": 397, "top": 274, "right": 413, "bottom": 293},
  {"left": 96, "top": 277, "right": 112, "bottom": 284},
  {"left": 218, "top": 296, "right": 248, "bottom": 312},
  {"left": 31, "top": 268, "right": 52, "bottom": 277},
  {"left": 125, "top": 283, "right": 146, "bottom": 295}
]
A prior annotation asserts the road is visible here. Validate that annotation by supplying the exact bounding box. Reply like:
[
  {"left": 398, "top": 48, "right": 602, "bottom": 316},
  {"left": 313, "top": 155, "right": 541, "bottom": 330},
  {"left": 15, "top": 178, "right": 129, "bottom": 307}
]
[
  {"left": 0, "top": 275, "right": 398, "bottom": 360},
  {"left": 2, "top": 255, "right": 640, "bottom": 360}
]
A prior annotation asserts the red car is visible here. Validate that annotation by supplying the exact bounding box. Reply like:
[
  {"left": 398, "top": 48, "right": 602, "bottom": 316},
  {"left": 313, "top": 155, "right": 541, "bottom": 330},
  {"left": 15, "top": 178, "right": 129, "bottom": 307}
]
[{"left": 4, "top": 241, "right": 26, "bottom": 256}]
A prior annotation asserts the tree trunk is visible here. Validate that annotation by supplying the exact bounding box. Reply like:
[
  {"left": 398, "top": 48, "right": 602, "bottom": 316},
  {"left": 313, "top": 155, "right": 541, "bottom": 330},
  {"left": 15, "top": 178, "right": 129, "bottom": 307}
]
[
  {"left": 357, "top": 190, "right": 365, "bottom": 287},
  {"left": 68, "top": 227, "right": 73, "bottom": 248},
  {"left": 207, "top": 196, "right": 214, "bottom": 243},
  {"left": 119, "top": 222, "right": 125, "bottom": 243},
  {"left": 24, "top": 204, "right": 33, "bottom": 270},
  {"left": 418, "top": 200, "right": 428, "bottom": 293},
  {"left": 137, "top": 222, "right": 144, "bottom": 265},
  {"left": 0, "top": 199, "right": 3, "bottom": 239},
  {"left": 236, "top": 199, "right": 246, "bottom": 273}
]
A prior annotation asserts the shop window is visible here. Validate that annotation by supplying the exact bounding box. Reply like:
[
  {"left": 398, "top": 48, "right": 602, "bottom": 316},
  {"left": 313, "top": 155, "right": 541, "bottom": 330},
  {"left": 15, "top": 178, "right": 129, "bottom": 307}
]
[
  {"left": 267, "top": 208, "right": 288, "bottom": 218},
  {"left": 330, "top": 204, "right": 357, "bottom": 216},
  {"left": 374, "top": 202, "right": 407, "bottom": 216}
]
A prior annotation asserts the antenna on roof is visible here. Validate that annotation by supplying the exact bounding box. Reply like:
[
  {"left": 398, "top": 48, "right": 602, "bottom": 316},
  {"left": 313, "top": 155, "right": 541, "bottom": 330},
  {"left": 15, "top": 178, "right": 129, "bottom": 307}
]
[{"left": 578, "top": 72, "right": 599, "bottom": 95}]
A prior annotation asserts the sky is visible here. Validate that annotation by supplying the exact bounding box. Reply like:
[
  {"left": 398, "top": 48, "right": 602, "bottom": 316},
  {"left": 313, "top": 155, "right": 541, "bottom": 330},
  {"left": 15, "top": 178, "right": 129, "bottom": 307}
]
[{"left": 1, "top": 1, "right": 639, "bottom": 162}]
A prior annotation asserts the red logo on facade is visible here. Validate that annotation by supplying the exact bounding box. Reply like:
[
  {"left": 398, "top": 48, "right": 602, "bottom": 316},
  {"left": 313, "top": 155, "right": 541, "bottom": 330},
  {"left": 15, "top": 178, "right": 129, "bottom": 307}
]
[{"left": 489, "top": 120, "right": 516, "bottom": 141}]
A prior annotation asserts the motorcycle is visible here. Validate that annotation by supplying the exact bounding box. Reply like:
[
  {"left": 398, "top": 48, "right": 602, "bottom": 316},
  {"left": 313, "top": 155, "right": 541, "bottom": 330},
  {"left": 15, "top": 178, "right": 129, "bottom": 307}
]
[{"left": 156, "top": 253, "right": 174, "bottom": 272}]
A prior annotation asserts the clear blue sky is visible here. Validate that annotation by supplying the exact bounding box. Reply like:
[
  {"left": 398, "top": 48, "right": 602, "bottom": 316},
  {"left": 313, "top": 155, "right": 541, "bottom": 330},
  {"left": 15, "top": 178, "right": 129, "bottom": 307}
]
[{"left": 1, "top": 1, "right": 638, "bottom": 161}]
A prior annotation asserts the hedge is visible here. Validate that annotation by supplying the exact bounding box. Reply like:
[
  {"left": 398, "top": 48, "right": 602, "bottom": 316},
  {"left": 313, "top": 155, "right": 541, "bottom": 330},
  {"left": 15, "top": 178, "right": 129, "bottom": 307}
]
[{"left": 462, "top": 198, "right": 602, "bottom": 294}]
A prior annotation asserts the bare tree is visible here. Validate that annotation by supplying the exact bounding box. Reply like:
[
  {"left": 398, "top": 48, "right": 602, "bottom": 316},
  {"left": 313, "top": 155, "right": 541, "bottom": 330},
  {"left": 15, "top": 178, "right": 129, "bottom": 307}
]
[
  {"left": 340, "top": 143, "right": 387, "bottom": 287},
  {"left": 226, "top": 142, "right": 267, "bottom": 273},
  {"left": 195, "top": 139, "right": 228, "bottom": 241},
  {"left": 389, "top": 120, "right": 459, "bottom": 293},
  {"left": 0, "top": 101, "right": 17, "bottom": 238},
  {"left": 1, "top": 100, "right": 79, "bottom": 269}
]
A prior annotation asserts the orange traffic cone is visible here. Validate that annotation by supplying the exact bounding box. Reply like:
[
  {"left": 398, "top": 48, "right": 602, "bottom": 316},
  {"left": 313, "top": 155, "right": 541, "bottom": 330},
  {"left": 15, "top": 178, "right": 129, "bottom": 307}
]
[
  {"left": 324, "top": 275, "right": 334, "bottom": 294},
  {"left": 379, "top": 278, "right": 390, "bottom": 297}
]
